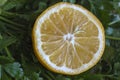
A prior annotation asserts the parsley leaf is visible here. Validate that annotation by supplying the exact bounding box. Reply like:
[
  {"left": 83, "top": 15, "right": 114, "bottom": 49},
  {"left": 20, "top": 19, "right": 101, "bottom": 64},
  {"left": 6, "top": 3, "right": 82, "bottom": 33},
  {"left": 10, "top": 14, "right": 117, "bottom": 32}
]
[
  {"left": 0, "top": 0, "right": 120, "bottom": 80},
  {"left": 3, "top": 62, "right": 23, "bottom": 79}
]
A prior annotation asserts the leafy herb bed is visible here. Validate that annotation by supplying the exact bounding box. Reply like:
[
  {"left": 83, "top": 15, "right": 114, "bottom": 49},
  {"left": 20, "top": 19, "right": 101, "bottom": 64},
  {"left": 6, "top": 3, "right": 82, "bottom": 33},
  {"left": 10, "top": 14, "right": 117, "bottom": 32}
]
[{"left": 0, "top": 0, "right": 120, "bottom": 80}]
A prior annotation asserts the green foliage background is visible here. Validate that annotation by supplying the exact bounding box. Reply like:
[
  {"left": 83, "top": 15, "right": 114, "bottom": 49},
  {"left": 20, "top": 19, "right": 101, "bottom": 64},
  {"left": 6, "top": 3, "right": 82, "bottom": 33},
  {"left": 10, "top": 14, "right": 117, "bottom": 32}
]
[{"left": 0, "top": 0, "right": 120, "bottom": 80}]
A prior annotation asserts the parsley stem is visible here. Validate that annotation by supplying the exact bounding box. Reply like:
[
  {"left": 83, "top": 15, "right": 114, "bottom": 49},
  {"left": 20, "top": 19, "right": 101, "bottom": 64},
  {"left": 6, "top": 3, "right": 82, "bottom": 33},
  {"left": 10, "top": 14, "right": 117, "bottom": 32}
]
[
  {"left": 0, "top": 16, "right": 25, "bottom": 28},
  {"left": 1, "top": 10, "right": 24, "bottom": 17},
  {"left": 5, "top": 47, "right": 14, "bottom": 60},
  {"left": 0, "top": 34, "right": 2, "bottom": 39},
  {"left": 108, "top": 19, "right": 120, "bottom": 25},
  {"left": 0, "top": 65, "right": 1, "bottom": 78},
  {"left": 106, "top": 36, "right": 120, "bottom": 40},
  {"left": 43, "top": 73, "right": 52, "bottom": 80},
  {"left": 46, "top": 71, "right": 56, "bottom": 80},
  {"left": 80, "top": 0, "right": 84, "bottom": 4},
  {"left": 88, "top": 0, "right": 96, "bottom": 14},
  {"left": 103, "top": 74, "right": 117, "bottom": 79}
]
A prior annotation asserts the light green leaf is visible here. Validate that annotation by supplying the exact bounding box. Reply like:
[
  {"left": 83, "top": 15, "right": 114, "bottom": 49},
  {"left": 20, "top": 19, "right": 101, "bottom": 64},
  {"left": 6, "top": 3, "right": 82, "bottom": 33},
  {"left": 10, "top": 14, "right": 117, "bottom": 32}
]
[
  {"left": 3, "top": 62, "right": 23, "bottom": 79},
  {"left": 23, "top": 76, "right": 30, "bottom": 80},
  {"left": 0, "top": 0, "right": 7, "bottom": 6},
  {"left": 69, "top": 0, "right": 76, "bottom": 3},
  {"left": 63, "top": 0, "right": 68, "bottom": 2},
  {"left": 2, "top": 0, "right": 26, "bottom": 10},
  {"left": 63, "top": 0, "right": 76, "bottom": 3},
  {"left": 106, "top": 27, "right": 114, "bottom": 35},
  {"left": 31, "top": 72, "right": 43, "bottom": 80},
  {"left": 65, "top": 78, "right": 71, "bottom": 80},
  {"left": 108, "top": 19, "right": 120, "bottom": 25}
]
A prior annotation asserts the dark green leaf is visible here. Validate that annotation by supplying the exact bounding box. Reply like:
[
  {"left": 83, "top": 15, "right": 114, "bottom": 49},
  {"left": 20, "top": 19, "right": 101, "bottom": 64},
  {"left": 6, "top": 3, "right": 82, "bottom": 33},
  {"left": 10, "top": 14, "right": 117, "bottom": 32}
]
[
  {"left": 0, "top": 34, "right": 2, "bottom": 39},
  {"left": 1, "top": 71, "right": 12, "bottom": 80},
  {"left": 0, "top": 0, "right": 120, "bottom": 80},
  {"left": 114, "top": 62, "right": 120, "bottom": 75},
  {"left": 39, "top": 2, "right": 47, "bottom": 9},
  {"left": 0, "top": 65, "right": 1, "bottom": 79},
  {"left": 21, "top": 55, "right": 41, "bottom": 78},
  {"left": 83, "top": 74, "right": 104, "bottom": 80},
  {"left": 88, "top": 0, "right": 113, "bottom": 28},
  {"left": 23, "top": 76, "right": 30, "bottom": 80},
  {"left": 0, "top": 56, "right": 14, "bottom": 64},
  {"left": 78, "top": 79, "right": 84, "bottom": 80},
  {"left": 0, "top": 36, "right": 17, "bottom": 51},
  {"left": 0, "top": 21, "right": 6, "bottom": 33},
  {"left": 56, "top": 75, "right": 71, "bottom": 80},
  {"left": 113, "top": 0, "right": 120, "bottom": 14},
  {"left": 103, "top": 45, "right": 115, "bottom": 62}
]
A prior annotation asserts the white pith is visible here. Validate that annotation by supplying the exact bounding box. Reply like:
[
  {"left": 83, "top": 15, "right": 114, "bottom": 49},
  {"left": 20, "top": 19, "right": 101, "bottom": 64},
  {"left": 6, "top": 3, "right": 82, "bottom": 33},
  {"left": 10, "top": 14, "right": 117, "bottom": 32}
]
[
  {"left": 63, "top": 33, "right": 74, "bottom": 43},
  {"left": 34, "top": 3, "right": 104, "bottom": 74}
]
